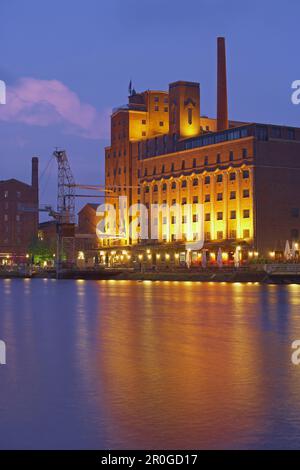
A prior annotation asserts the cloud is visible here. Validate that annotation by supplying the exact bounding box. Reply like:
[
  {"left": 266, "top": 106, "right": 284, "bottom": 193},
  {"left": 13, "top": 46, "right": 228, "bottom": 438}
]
[{"left": 0, "top": 77, "right": 110, "bottom": 140}]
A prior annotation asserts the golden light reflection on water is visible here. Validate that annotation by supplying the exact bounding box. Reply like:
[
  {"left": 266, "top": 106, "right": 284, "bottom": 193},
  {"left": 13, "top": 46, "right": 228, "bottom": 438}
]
[{"left": 74, "top": 281, "right": 300, "bottom": 449}]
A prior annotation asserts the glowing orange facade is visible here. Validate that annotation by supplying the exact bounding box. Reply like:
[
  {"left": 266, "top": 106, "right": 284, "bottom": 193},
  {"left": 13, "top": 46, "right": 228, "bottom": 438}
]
[{"left": 104, "top": 38, "right": 300, "bottom": 258}]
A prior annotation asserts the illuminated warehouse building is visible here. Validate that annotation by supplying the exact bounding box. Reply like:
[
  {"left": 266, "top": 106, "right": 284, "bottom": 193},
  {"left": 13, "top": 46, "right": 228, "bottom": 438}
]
[{"left": 104, "top": 38, "right": 300, "bottom": 264}]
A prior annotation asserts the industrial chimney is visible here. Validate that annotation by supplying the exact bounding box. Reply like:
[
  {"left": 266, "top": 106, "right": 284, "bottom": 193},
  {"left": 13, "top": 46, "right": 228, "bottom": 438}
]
[
  {"left": 217, "top": 37, "right": 228, "bottom": 131},
  {"left": 31, "top": 156, "right": 39, "bottom": 204}
]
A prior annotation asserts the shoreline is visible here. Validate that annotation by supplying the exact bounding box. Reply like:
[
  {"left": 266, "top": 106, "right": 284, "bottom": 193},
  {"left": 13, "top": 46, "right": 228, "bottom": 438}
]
[{"left": 1, "top": 269, "right": 300, "bottom": 284}]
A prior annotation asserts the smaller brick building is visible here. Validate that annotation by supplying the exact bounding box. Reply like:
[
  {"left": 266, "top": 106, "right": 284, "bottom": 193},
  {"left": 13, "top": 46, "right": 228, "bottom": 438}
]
[{"left": 0, "top": 157, "right": 39, "bottom": 264}]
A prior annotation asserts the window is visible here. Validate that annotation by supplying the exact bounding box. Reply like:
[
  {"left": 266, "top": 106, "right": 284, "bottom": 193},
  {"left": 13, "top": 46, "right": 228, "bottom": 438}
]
[
  {"left": 205, "top": 213, "right": 211, "bottom": 221},
  {"left": 182, "top": 216, "right": 187, "bottom": 224},
  {"left": 181, "top": 161, "right": 185, "bottom": 170},
  {"left": 154, "top": 106, "right": 159, "bottom": 112},
  {"left": 229, "top": 172, "right": 236, "bottom": 181},
  {"left": 188, "top": 108, "right": 193, "bottom": 125},
  {"left": 171, "top": 216, "right": 176, "bottom": 224},
  {"left": 193, "top": 158, "right": 197, "bottom": 168},
  {"left": 288, "top": 128, "right": 295, "bottom": 140},
  {"left": 159, "top": 121, "right": 164, "bottom": 127},
  {"left": 153, "top": 185, "right": 158, "bottom": 192},
  {"left": 193, "top": 214, "right": 198, "bottom": 223},
  {"left": 182, "top": 197, "right": 187, "bottom": 205},
  {"left": 144, "top": 168, "right": 148, "bottom": 176},
  {"left": 204, "top": 176, "right": 210, "bottom": 184},
  {"left": 230, "top": 191, "right": 236, "bottom": 199},
  {"left": 145, "top": 186, "right": 150, "bottom": 193},
  {"left": 216, "top": 153, "right": 221, "bottom": 164},
  {"left": 164, "top": 107, "right": 168, "bottom": 113},
  {"left": 229, "top": 151, "right": 234, "bottom": 161},
  {"left": 217, "top": 212, "right": 223, "bottom": 220},
  {"left": 181, "top": 180, "right": 187, "bottom": 188},
  {"left": 17, "top": 191, "right": 21, "bottom": 199},
  {"left": 291, "top": 229, "right": 299, "bottom": 240},
  {"left": 243, "top": 170, "right": 250, "bottom": 179},
  {"left": 243, "top": 189, "right": 250, "bottom": 198},
  {"left": 271, "top": 126, "right": 282, "bottom": 138},
  {"left": 216, "top": 174, "right": 223, "bottom": 183},
  {"left": 229, "top": 230, "right": 237, "bottom": 239},
  {"left": 137, "top": 187, "right": 141, "bottom": 195},
  {"left": 171, "top": 181, "right": 176, "bottom": 189},
  {"left": 292, "top": 208, "right": 300, "bottom": 218},
  {"left": 193, "top": 178, "right": 198, "bottom": 186},
  {"left": 4, "top": 191, "right": 8, "bottom": 198},
  {"left": 230, "top": 210, "right": 236, "bottom": 219},
  {"left": 162, "top": 165, "right": 165, "bottom": 173},
  {"left": 16, "top": 214, "right": 20, "bottom": 222},
  {"left": 193, "top": 196, "right": 198, "bottom": 204},
  {"left": 153, "top": 166, "right": 156, "bottom": 175},
  {"left": 163, "top": 217, "right": 167, "bottom": 224},
  {"left": 205, "top": 232, "right": 211, "bottom": 241},
  {"left": 242, "top": 148, "right": 248, "bottom": 158},
  {"left": 154, "top": 96, "right": 159, "bottom": 102},
  {"left": 4, "top": 214, "right": 8, "bottom": 221},
  {"left": 217, "top": 231, "right": 223, "bottom": 240},
  {"left": 205, "top": 194, "right": 210, "bottom": 202},
  {"left": 172, "top": 199, "right": 176, "bottom": 205},
  {"left": 162, "top": 183, "right": 167, "bottom": 191},
  {"left": 243, "top": 209, "right": 250, "bottom": 218},
  {"left": 142, "top": 119, "right": 146, "bottom": 125},
  {"left": 217, "top": 193, "right": 223, "bottom": 201},
  {"left": 171, "top": 163, "right": 175, "bottom": 172},
  {"left": 243, "top": 229, "right": 250, "bottom": 238},
  {"left": 204, "top": 156, "right": 209, "bottom": 166},
  {"left": 164, "top": 97, "right": 168, "bottom": 103},
  {"left": 142, "top": 131, "right": 146, "bottom": 137}
]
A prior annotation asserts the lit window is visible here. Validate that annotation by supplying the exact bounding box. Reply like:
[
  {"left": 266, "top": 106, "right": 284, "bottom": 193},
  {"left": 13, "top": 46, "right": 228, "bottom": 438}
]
[
  {"left": 205, "top": 213, "right": 211, "bottom": 221},
  {"left": 4, "top": 191, "right": 8, "bottom": 199},
  {"left": 193, "top": 214, "right": 198, "bottom": 223}
]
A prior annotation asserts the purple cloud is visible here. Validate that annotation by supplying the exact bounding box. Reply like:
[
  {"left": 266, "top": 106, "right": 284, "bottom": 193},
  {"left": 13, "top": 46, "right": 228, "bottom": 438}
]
[{"left": 0, "top": 77, "right": 110, "bottom": 139}]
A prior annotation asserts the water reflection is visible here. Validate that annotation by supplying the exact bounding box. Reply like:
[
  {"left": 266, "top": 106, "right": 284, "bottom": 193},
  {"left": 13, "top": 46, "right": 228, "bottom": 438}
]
[{"left": 1, "top": 280, "right": 300, "bottom": 449}]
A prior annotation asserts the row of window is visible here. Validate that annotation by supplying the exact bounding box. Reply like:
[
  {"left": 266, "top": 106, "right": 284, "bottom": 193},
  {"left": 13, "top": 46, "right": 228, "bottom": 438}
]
[
  {"left": 143, "top": 172, "right": 250, "bottom": 191},
  {"left": 159, "top": 229, "right": 252, "bottom": 242},
  {"left": 141, "top": 154, "right": 249, "bottom": 175},
  {"left": 3, "top": 215, "right": 21, "bottom": 221},
  {"left": 2, "top": 191, "right": 22, "bottom": 199},
  {"left": 164, "top": 209, "right": 251, "bottom": 224}
]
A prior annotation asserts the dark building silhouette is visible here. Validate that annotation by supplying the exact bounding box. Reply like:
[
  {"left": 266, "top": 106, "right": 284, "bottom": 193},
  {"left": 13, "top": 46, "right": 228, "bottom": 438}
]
[{"left": 0, "top": 157, "right": 39, "bottom": 264}]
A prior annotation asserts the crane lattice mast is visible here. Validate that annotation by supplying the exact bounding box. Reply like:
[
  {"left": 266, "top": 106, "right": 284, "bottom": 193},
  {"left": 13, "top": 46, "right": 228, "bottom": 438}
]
[{"left": 53, "top": 149, "right": 75, "bottom": 224}]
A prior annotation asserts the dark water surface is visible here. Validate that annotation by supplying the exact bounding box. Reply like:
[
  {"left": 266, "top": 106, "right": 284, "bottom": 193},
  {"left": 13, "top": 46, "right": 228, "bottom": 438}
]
[{"left": 1, "top": 279, "right": 300, "bottom": 449}]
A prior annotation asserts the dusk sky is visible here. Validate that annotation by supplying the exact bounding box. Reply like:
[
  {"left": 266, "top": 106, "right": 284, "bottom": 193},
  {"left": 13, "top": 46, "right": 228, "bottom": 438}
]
[{"left": 0, "top": 0, "right": 299, "bottom": 212}]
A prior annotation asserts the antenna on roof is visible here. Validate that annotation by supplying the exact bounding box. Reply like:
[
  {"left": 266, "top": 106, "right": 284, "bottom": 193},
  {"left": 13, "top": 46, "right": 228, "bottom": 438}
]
[{"left": 128, "top": 79, "right": 132, "bottom": 96}]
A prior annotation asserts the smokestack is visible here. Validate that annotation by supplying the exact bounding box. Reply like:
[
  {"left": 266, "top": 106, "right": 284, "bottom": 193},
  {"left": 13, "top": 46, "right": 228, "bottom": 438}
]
[
  {"left": 31, "top": 157, "right": 39, "bottom": 203},
  {"left": 217, "top": 37, "right": 228, "bottom": 131}
]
